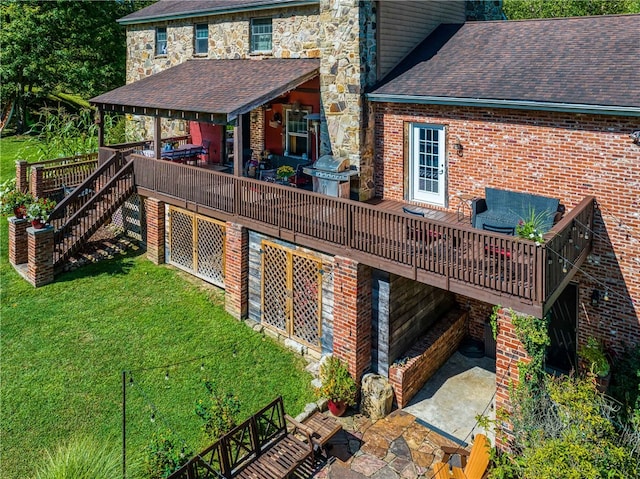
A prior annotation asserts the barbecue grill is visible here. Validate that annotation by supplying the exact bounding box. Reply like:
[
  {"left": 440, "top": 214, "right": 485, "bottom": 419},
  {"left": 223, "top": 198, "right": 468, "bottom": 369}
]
[{"left": 303, "top": 155, "right": 357, "bottom": 198}]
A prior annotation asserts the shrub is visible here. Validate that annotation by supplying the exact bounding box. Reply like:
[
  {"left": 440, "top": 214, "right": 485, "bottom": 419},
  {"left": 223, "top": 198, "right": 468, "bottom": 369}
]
[
  {"left": 316, "top": 356, "right": 357, "bottom": 405},
  {"left": 0, "top": 178, "right": 33, "bottom": 216},
  {"left": 27, "top": 197, "right": 57, "bottom": 223},
  {"left": 194, "top": 380, "right": 241, "bottom": 441},
  {"left": 34, "top": 436, "right": 120, "bottom": 479},
  {"left": 144, "top": 429, "right": 193, "bottom": 479}
]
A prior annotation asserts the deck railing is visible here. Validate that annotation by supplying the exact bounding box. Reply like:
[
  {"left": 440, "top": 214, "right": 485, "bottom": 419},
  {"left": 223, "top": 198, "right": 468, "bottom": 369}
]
[
  {"left": 132, "top": 155, "right": 595, "bottom": 311},
  {"left": 23, "top": 153, "right": 99, "bottom": 198}
]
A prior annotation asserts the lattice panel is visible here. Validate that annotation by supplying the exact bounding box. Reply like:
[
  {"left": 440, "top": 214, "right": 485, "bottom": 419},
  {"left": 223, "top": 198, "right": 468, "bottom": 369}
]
[
  {"left": 169, "top": 208, "right": 194, "bottom": 269},
  {"left": 291, "top": 255, "right": 321, "bottom": 347},
  {"left": 196, "top": 217, "right": 225, "bottom": 286},
  {"left": 262, "top": 244, "right": 288, "bottom": 332}
]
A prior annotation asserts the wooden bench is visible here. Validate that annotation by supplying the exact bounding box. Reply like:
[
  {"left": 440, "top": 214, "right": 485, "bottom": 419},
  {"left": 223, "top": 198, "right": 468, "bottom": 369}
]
[
  {"left": 168, "top": 397, "right": 314, "bottom": 479},
  {"left": 432, "top": 433, "right": 491, "bottom": 479}
]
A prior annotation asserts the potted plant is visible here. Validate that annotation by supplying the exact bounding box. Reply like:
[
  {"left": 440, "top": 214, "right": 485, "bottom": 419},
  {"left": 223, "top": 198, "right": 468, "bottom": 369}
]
[
  {"left": 27, "top": 197, "right": 57, "bottom": 229},
  {"left": 0, "top": 178, "right": 33, "bottom": 219},
  {"left": 579, "top": 337, "right": 611, "bottom": 391},
  {"left": 316, "top": 356, "right": 357, "bottom": 416},
  {"left": 276, "top": 165, "right": 295, "bottom": 182},
  {"left": 516, "top": 208, "right": 551, "bottom": 246}
]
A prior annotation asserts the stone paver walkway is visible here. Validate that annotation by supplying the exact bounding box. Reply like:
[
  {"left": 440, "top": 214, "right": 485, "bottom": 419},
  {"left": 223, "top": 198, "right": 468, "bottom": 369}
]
[{"left": 313, "top": 410, "right": 463, "bottom": 479}]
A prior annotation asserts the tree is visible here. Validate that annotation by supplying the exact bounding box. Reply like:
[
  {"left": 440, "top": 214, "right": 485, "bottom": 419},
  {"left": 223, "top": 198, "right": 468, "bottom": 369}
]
[
  {"left": 0, "top": 0, "right": 151, "bottom": 132},
  {"left": 503, "top": 0, "right": 640, "bottom": 20}
]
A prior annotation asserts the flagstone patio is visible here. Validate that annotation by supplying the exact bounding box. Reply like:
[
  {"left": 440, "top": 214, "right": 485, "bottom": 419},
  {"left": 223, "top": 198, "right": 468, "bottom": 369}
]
[{"left": 314, "top": 409, "right": 464, "bottom": 479}]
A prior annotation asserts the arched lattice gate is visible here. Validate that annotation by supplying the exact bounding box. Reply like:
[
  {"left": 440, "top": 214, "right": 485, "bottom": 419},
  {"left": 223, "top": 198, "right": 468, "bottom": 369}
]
[
  {"left": 167, "top": 206, "right": 225, "bottom": 288},
  {"left": 261, "top": 240, "right": 322, "bottom": 351}
]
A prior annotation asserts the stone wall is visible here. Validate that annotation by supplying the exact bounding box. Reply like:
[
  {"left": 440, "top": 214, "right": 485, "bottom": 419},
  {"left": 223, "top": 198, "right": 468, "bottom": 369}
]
[
  {"left": 319, "top": 0, "right": 377, "bottom": 200},
  {"left": 374, "top": 103, "right": 640, "bottom": 353},
  {"left": 125, "top": 4, "right": 320, "bottom": 140}
]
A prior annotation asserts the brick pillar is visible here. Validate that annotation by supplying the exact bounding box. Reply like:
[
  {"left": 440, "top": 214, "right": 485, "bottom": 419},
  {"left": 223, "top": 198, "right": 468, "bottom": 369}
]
[
  {"left": 332, "top": 256, "right": 372, "bottom": 385},
  {"left": 494, "top": 307, "right": 531, "bottom": 451},
  {"left": 16, "top": 160, "right": 28, "bottom": 193},
  {"left": 145, "top": 198, "right": 165, "bottom": 264},
  {"left": 225, "top": 222, "right": 248, "bottom": 319},
  {"left": 8, "top": 217, "right": 29, "bottom": 265},
  {"left": 30, "top": 165, "right": 44, "bottom": 198},
  {"left": 27, "top": 226, "right": 54, "bottom": 287}
]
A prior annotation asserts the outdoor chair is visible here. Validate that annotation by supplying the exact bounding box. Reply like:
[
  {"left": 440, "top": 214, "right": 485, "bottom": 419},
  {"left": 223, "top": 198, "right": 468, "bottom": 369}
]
[
  {"left": 433, "top": 433, "right": 490, "bottom": 479},
  {"left": 200, "top": 139, "right": 210, "bottom": 163}
]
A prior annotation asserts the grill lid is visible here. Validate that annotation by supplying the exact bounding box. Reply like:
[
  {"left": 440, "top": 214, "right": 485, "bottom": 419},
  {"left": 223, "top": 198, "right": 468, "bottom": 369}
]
[{"left": 313, "top": 155, "right": 349, "bottom": 172}]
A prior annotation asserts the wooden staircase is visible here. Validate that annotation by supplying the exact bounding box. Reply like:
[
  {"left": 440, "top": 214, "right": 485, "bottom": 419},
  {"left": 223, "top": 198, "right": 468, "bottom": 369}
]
[{"left": 49, "top": 151, "right": 136, "bottom": 273}]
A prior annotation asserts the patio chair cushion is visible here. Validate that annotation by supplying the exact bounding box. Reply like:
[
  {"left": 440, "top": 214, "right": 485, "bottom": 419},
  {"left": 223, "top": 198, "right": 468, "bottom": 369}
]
[{"left": 472, "top": 188, "right": 559, "bottom": 234}]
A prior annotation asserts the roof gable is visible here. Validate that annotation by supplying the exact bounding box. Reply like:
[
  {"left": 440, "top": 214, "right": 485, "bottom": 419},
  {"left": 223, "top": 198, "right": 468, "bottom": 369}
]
[
  {"left": 119, "top": 0, "right": 317, "bottom": 24},
  {"left": 370, "top": 14, "right": 640, "bottom": 114}
]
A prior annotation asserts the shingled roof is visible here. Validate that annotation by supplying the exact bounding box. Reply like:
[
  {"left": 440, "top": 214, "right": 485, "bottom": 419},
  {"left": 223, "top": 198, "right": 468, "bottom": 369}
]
[
  {"left": 90, "top": 59, "right": 319, "bottom": 121},
  {"left": 118, "top": 0, "right": 316, "bottom": 24},
  {"left": 369, "top": 14, "right": 640, "bottom": 115}
]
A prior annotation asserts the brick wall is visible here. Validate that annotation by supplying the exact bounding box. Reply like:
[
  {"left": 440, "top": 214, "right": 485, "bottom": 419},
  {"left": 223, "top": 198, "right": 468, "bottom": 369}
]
[
  {"left": 494, "top": 307, "right": 530, "bottom": 450},
  {"left": 8, "top": 217, "right": 29, "bottom": 265},
  {"left": 388, "top": 308, "right": 467, "bottom": 408},
  {"left": 332, "top": 256, "right": 372, "bottom": 384},
  {"left": 27, "top": 226, "right": 54, "bottom": 287},
  {"left": 225, "top": 222, "right": 249, "bottom": 319},
  {"left": 144, "top": 197, "right": 165, "bottom": 264},
  {"left": 374, "top": 103, "right": 640, "bottom": 352}
]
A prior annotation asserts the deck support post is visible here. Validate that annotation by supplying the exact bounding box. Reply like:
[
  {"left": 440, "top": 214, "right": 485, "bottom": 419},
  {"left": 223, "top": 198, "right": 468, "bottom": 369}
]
[
  {"left": 332, "top": 256, "right": 372, "bottom": 386},
  {"left": 27, "top": 225, "right": 54, "bottom": 287},
  {"left": 233, "top": 115, "right": 243, "bottom": 177},
  {"left": 145, "top": 197, "right": 166, "bottom": 264},
  {"left": 494, "top": 306, "right": 531, "bottom": 452},
  {"left": 225, "top": 221, "right": 248, "bottom": 319}
]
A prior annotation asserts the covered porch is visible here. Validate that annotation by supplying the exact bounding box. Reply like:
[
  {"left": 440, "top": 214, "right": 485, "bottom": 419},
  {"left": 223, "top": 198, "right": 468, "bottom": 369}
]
[{"left": 90, "top": 58, "right": 321, "bottom": 179}]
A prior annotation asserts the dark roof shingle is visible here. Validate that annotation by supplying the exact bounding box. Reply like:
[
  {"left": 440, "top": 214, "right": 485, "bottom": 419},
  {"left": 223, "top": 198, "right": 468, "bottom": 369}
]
[
  {"left": 119, "top": 0, "right": 315, "bottom": 24},
  {"left": 371, "top": 14, "right": 640, "bottom": 111},
  {"left": 90, "top": 59, "right": 319, "bottom": 120}
]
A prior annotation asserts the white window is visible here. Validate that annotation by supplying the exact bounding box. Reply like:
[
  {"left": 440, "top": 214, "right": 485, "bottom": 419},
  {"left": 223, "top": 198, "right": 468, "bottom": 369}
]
[
  {"left": 409, "top": 124, "right": 447, "bottom": 206},
  {"left": 285, "top": 108, "right": 309, "bottom": 157},
  {"left": 194, "top": 24, "right": 208, "bottom": 55},
  {"left": 251, "top": 18, "right": 272, "bottom": 53},
  {"left": 156, "top": 27, "right": 167, "bottom": 55}
]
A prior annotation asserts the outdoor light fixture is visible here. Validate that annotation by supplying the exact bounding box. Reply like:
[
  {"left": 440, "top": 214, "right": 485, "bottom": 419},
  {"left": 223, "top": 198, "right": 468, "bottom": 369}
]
[
  {"left": 453, "top": 141, "right": 464, "bottom": 157},
  {"left": 631, "top": 130, "right": 640, "bottom": 146},
  {"left": 591, "top": 289, "right": 600, "bottom": 306}
]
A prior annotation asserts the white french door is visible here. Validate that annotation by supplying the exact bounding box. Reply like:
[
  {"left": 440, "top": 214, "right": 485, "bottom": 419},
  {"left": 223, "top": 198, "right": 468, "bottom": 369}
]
[{"left": 410, "top": 124, "right": 447, "bottom": 207}]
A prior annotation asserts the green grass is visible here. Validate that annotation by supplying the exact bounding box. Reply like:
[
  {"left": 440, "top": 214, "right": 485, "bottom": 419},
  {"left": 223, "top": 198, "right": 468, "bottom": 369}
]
[
  {"left": 0, "top": 135, "right": 315, "bottom": 478},
  {"left": 0, "top": 134, "right": 42, "bottom": 179}
]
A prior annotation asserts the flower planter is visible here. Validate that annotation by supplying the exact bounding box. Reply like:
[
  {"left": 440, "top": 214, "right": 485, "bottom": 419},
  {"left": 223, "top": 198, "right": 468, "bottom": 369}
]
[
  {"left": 327, "top": 400, "right": 347, "bottom": 417},
  {"left": 31, "top": 219, "right": 45, "bottom": 229},
  {"left": 13, "top": 206, "right": 27, "bottom": 219}
]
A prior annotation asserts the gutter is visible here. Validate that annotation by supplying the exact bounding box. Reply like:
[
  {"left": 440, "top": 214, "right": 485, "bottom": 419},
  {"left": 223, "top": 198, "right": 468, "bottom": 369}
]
[
  {"left": 118, "top": 1, "right": 318, "bottom": 25},
  {"left": 366, "top": 93, "right": 640, "bottom": 117}
]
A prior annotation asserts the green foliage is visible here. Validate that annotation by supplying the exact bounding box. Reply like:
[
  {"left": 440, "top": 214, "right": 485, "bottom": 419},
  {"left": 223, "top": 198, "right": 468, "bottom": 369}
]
[
  {"left": 516, "top": 208, "right": 549, "bottom": 245},
  {"left": 276, "top": 165, "right": 295, "bottom": 179},
  {"left": 30, "top": 107, "right": 99, "bottom": 159},
  {"left": 27, "top": 197, "right": 56, "bottom": 223},
  {"left": 194, "top": 380, "right": 242, "bottom": 441},
  {"left": 144, "top": 429, "right": 193, "bottom": 479},
  {"left": 578, "top": 337, "right": 611, "bottom": 377},
  {"left": 34, "top": 436, "right": 120, "bottom": 479},
  {"left": 609, "top": 344, "right": 640, "bottom": 424},
  {"left": 0, "top": 178, "right": 33, "bottom": 215},
  {"left": 510, "top": 310, "right": 550, "bottom": 383},
  {"left": 503, "top": 0, "right": 640, "bottom": 20},
  {"left": 317, "top": 356, "right": 357, "bottom": 405},
  {"left": 489, "top": 304, "right": 501, "bottom": 340}
]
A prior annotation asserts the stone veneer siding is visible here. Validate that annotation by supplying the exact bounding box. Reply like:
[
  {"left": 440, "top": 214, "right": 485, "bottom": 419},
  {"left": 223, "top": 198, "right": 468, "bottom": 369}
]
[
  {"left": 125, "top": 4, "right": 320, "bottom": 141},
  {"left": 375, "top": 103, "right": 640, "bottom": 353},
  {"left": 319, "top": 0, "right": 377, "bottom": 200}
]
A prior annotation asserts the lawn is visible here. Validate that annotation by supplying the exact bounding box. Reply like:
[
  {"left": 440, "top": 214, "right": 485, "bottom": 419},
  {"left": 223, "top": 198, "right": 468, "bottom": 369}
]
[{"left": 0, "top": 134, "right": 315, "bottom": 478}]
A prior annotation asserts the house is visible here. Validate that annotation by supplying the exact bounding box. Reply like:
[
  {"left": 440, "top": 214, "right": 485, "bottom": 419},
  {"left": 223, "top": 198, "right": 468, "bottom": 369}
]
[{"left": 11, "top": 0, "right": 639, "bottom": 445}]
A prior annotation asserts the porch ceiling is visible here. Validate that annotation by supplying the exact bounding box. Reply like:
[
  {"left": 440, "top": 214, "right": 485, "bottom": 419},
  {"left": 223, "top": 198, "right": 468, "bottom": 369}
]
[{"left": 90, "top": 58, "right": 320, "bottom": 123}]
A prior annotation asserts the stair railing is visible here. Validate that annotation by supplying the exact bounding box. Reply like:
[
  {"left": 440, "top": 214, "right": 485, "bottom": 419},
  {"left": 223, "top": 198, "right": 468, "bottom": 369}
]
[{"left": 52, "top": 158, "right": 135, "bottom": 270}]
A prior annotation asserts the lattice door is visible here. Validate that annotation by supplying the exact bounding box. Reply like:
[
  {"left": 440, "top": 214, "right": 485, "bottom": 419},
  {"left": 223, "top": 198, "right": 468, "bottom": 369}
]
[
  {"left": 261, "top": 241, "right": 322, "bottom": 350},
  {"left": 168, "top": 206, "right": 225, "bottom": 288},
  {"left": 262, "top": 243, "right": 288, "bottom": 332}
]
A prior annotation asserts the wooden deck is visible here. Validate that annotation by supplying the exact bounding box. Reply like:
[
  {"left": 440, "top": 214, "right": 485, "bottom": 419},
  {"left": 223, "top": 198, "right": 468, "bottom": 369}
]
[{"left": 129, "top": 152, "right": 594, "bottom": 317}]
